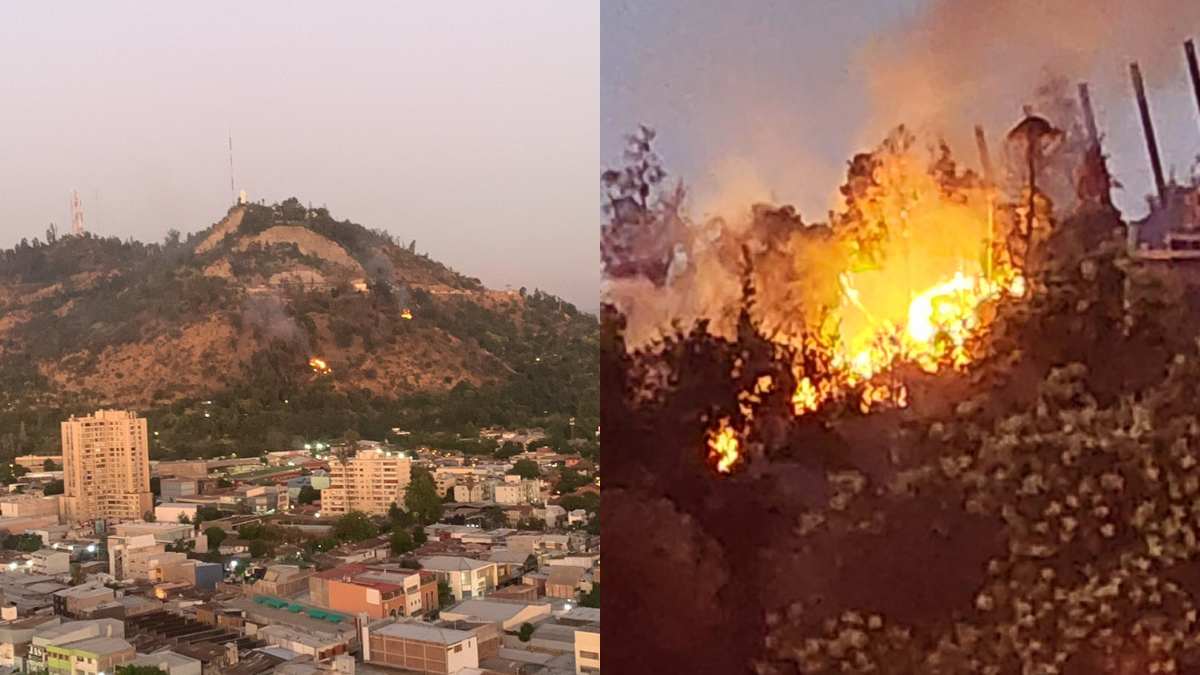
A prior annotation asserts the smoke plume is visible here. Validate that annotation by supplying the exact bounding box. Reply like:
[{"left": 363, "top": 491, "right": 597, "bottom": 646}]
[
  {"left": 241, "top": 295, "right": 309, "bottom": 350},
  {"left": 858, "top": 0, "right": 1200, "bottom": 189}
]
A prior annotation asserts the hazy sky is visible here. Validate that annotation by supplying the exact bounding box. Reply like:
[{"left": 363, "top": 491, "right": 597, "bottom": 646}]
[
  {"left": 0, "top": 2, "right": 599, "bottom": 310},
  {"left": 603, "top": 0, "right": 1200, "bottom": 227}
]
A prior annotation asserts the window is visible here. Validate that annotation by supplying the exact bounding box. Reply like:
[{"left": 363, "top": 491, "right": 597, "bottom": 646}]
[{"left": 453, "top": 645, "right": 463, "bottom": 653}]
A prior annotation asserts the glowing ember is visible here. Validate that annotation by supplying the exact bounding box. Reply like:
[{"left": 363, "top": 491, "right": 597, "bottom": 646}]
[
  {"left": 401, "top": 309, "right": 413, "bottom": 320},
  {"left": 707, "top": 419, "right": 740, "bottom": 474},
  {"left": 308, "top": 357, "right": 331, "bottom": 374}
]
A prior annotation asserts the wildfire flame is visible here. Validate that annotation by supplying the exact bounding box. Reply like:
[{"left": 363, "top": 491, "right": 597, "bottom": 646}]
[
  {"left": 707, "top": 130, "right": 1035, "bottom": 473},
  {"left": 401, "top": 309, "right": 413, "bottom": 320},
  {"left": 707, "top": 418, "right": 740, "bottom": 474},
  {"left": 308, "top": 357, "right": 331, "bottom": 374}
]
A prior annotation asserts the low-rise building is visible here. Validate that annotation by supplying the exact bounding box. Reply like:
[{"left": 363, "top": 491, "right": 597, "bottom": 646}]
[
  {"left": 439, "top": 598, "right": 552, "bottom": 631},
  {"left": 52, "top": 584, "right": 116, "bottom": 618},
  {"left": 129, "top": 650, "right": 203, "bottom": 675},
  {"left": 14, "top": 455, "right": 60, "bottom": 472},
  {"left": 27, "top": 618, "right": 125, "bottom": 673},
  {"left": 0, "top": 614, "right": 61, "bottom": 670},
  {"left": 494, "top": 476, "right": 543, "bottom": 505},
  {"left": 365, "top": 621, "right": 480, "bottom": 674},
  {"left": 154, "top": 503, "right": 199, "bottom": 524},
  {"left": 575, "top": 625, "right": 600, "bottom": 674},
  {"left": 453, "top": 479, "right": 495, "bottom": 503},
  {"left": 107, "top": 533, "right": 187, "bottom": 582},
  {"left": 546, "top": 566, "right": 589, "bottom": 600},
  {"left": 252, "top": 565, "right": 312, "bottom": 597},
  {"left": 46, "top": 635, "right": 134, "bottom": 674},
  {"left": 418, "top": 556, "right": 498, "bottom": 602},
  {"left": 28, "top": 548, "right": 70, "bottom": 576},
  {"left": 312, "top": 565, "right": 438, "bottom": 618},
  {"left": 0, "top": 494, "right": 61, "bottom": 519},
  {"left": 160, "top": 559, "right": 223, "bottom": 592}
]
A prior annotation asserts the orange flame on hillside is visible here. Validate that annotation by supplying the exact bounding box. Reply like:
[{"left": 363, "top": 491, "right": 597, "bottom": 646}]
[
  {"left": 309, "top": 357, "right": 331, "bottom": 374},
  {"left": 401, "top": 309, "right": 413, "bottom": 320}
]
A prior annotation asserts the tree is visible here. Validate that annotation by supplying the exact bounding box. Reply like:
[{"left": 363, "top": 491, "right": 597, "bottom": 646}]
[
  {"left": 507, "top": 459, "right": 540, "bottom": 480},
  {"left": 217, "top": 477, "right": 233, "bottom": 488},
  {"left": 480, "top": 506, "right": 506, "bottom": 530},
  {"left": 412, "top": 526, "right": 427, "bottom": 545},
  {"left": 43, "top": 479, "right": 64, "bottom": 496},
  {"left": 249, "top": 539, "right": 273, "bottom": 558},
  {"left": 555, "top": 468, "right": 589, "bottom": 494},
  {"left": 117, "top": 665, "right": 168, "bottom": 675},
  {"left": 437, "top": 580, "right": 454, "bottom": 608},
  {"left": 0, "top": 463, "right": 28, "bottom": 485},
  {"left": 42, "top": 458, "right": 58, "bottom": 471},
  {"left": 4, "top": 533, "right": 42, "bottom": 552},
  {"left": 404, "top": 467, "right": 443, "bottom": 526},
  {"left": 518, "top": 622, "right": 535, "bottom": 642},
  {"left": 523, "top": 553, "right": 538, "bottom": 573},
  {"left": 204, "top": 526, "right": 227, "bottom": 550},
  {"left": 581, "top": 583, "right": 600, "bottom": 608},
  {"left": 143, "top": 510, "right": 157, "bottom": 523},
  {"left": 178, "top": 513, "right": 191, "bottom": 524},
  {"left": 297, "top": 485, "right": 320, "bottom": 505},
  {"left": 332, "top": 511, "right": 378, "bottom": 542},
  {"left": 495, "top": 442, "right": 523, "bottom": 459},
  {"left": 390, "top": 528, "right": 414, "bottom": 555},
  {"left": 196, "top": 506, "right": 222, "bottom": 523}
]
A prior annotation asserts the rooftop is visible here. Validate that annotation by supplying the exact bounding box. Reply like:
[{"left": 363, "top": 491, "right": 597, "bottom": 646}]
[
  {"left": 56, "top": 635, "right": 132, "bottom": 655},
  {"left": 441, "top": 598, "right": 549, "bottom": 623},
  {"left": 374, "top": 621, "right": 474, "bottom": 645},
  {"left": 418, "top": 556, "right": 494, "bottom": 572}
]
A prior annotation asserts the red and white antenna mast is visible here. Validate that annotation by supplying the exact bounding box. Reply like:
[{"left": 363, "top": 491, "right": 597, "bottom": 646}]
[{"left": 70, "top": 190, "right": 85, "bottom": 235}]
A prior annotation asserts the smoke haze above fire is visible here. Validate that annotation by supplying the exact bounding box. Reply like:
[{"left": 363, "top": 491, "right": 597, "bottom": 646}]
[{"left": 603, "top": 0, "right": 1200, "bottom": 228}]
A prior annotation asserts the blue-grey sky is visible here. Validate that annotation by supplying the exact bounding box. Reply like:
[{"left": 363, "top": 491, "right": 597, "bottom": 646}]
[
  {"left": 603, "top": 0, "right": 1200, "bottom": 226},
  {"left": 0, "top": 2, "right": 598, "bottom": 310}
]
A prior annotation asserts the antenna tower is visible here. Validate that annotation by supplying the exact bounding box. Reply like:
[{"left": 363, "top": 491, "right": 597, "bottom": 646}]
[
  {"left": 228, "top": 132, "right": 236, "bottom": 205},
  {"left": 70, "top": 190, "right": 84, "bottom": 235}
]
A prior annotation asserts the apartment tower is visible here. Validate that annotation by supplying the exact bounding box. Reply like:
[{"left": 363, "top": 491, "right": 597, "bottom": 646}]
[
  {"left": 62, "top": 409, "right": 153, "bottom": 524},
  {"left": 323, "top": 448, "right": 412, "bottom": 516}
]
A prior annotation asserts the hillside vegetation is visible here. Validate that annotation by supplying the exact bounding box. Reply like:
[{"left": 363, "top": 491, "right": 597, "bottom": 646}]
[{"left": 0, "top": 198, "right": 597, "bottom": 458}]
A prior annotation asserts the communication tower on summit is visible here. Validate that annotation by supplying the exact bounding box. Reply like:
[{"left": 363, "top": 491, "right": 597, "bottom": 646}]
[{"left": 70, "top": 190, "right": 84, "bottom": 235}]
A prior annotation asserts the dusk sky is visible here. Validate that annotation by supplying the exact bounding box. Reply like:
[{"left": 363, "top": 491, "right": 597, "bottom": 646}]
[
  {"left": 603, "top": 0, "right": 1200, "bottom": 228},
  {"left": 0, "top": 2, "right": 598, "bottom": 310}
]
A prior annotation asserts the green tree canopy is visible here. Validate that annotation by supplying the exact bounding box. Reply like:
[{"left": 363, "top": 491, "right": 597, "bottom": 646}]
[
  {"left": 390, "top": 528, "right": 414, "bottom": 555},
  {"left": 297, "top": 485, "right": 320, "bottom": 505},
  {"left": 518, "top": 622, "right": 534, "bottom": 642},
  {"left": 332, "top": 511, "right": 378, "bottom": 542},
  {"left": 437, "top": 580, "right": 454, "bottom": 608},
  {"left": 204, "top": 526, "right": 227, "bottom": 550},
  {"left": 580, "top": 582, "right": 600, "bottom": 608},
  {"left": 507, "top": 459, "right": 541, "bottom": 479},
  {"left": 404, "top": 467, "right": 443, "bottom": 526}
]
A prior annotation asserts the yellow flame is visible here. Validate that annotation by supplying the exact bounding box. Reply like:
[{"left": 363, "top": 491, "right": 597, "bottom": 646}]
[
  {"left": 401, "top": 309, "right": 413, "bottom": 320},
  {"left": 308, "top": 357, "right": 331, "bottom": 374},
  {"left": 707, "top": 419, "right": 740, "bottom": 474}
]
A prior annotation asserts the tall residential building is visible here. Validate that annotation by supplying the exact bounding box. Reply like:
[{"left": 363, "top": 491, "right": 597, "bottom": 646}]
[
  {"left": 61, "top": 409, "right": 153, "bottom": 525},
  {"left": 323, "top": 448, "right": 412, "bottom": 516}
]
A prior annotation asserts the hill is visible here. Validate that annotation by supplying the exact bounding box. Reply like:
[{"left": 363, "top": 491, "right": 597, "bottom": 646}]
[{"left": 0, "top": 198, "right": 597, "bottom": 458}]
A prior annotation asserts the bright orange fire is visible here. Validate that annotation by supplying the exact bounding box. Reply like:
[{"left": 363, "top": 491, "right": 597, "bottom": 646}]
[
  {"left": 308, "top": 357, "right": 331, "bottom": 374},
  {"left": 710, "top": 131, "right": 1031, "bottom": 473},
  {"left": 401, "top": 309, "right": 413, "bottom": 320},
  {"left": 707, "top": 418, "right": 741, "bottom": 474}
]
